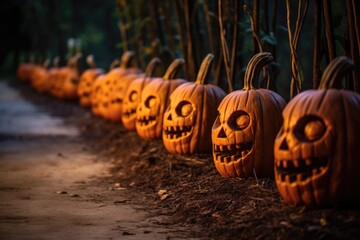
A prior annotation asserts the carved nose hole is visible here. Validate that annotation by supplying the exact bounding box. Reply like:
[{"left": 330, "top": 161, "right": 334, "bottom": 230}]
[
  {"left": 280, "top": 138, "right": 288, "bottom": 150},
  {"left": 167, "top": 113, "right": 172, "bottom": 121},
  {"left": 218, "top": 128, "right": 227, "bottom": 138}
]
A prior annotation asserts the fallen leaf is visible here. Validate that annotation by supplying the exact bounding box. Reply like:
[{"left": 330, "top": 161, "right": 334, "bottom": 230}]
[
  {"left": 158, "top": 189, "right": 167, "bottom": 196},
  {"left": 56, "top": 191, "right": 67, "bottom": 194}
]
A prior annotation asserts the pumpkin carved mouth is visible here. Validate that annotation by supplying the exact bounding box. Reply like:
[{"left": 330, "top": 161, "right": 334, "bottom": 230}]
[
  {"left": 123, "top": 108, "right": 136, "bottom": 118},
  {"left": 137, "top": 116, "right": 156, "bottom": 126},
  {"left": 213, "top": 142, "right": 252, "bottom": 163},
  {"left": 275, "top": 158, "right": 328, "bottom": 183},
  {"left": 163, "top": 125, "right": 192, "bottom": 139}
]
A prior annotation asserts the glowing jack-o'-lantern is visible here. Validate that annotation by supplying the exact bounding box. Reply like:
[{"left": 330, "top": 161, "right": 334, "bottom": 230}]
[
  {"left": 122, "top": 58, "right": 162, "bottom": 130},
  {"left": 101, "top": 51, "right": 143, "bottom": 122},
  {"left": 31, "top": 59, "right": 50, "bottom": 93},
  {"left": 136, "top": 58, "right": 186, "bottom": 140},
  {"left": 78, "top": 55, "right": 104, "bottom": 107},
  {"left": 90, "top": 59, "right": 120, "bottom": 117},
  {"left": 212, "top": 52, "right": 286, "bottom": 178},
  {"left": 163, "top": 54, "right": 226, "bottom": 155},
  {"left": 274, "top": 56, "right": 360, "bottom": 207}
]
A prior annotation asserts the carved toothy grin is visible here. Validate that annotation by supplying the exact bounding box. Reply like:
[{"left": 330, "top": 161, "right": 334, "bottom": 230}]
[
  {"left": 275, "top": 158, "right": 328, "bottom": 183},
  {"left": 137, "top": 116, "right": 156, "bottom": 126},
  {"left": 213, "top": 143, "right": 253, "bottom": 163},
  {"left": 123, "top": 108, "right": 136, "bottom": 119},
  {"left": 163, "top": 126, "right": 192, "bottom": 139}
]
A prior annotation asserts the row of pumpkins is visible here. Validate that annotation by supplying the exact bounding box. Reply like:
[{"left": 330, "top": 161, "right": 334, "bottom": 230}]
[{"left": 17, "top": 51, "right": 360, "bottom": 208}]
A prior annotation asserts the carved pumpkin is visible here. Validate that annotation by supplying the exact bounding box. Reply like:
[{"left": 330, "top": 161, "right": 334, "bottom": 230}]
[
  {"left": 122, "top": 58, "right": 162, "bottom": 130},
  {"left": 136, "top": 58, "right": 186, "bottom": 140},
  {"left": 46, "top": 57, "right": 60, "bottom": 95},
  {"left": 212, "top": 52, "right": 286, "bottom": 178},
  {"left": 31, "top": 59, "right": 50, "bottom": 93},
  {"left": 17, "top": 63, "right": 35, "bottom": 82},
  {"left": 90, "top": 59, "right": 120, "bottom": 117},
  {"left": 78, "top": 55, "right": 104, "bottom": 107},
  {"left": 53, "top": 54, "right": 81, "bottom": 100},
  {"left": 274, "top": 56, "right": 360, "bottom": 207},
  {"left": 90, "top": 74, "right": 106, "bottom": 116},
  {"left": 163, "top": 54, "right": 226, "bottom": 155},
  {"left": 100, "top": 51, "right": 143, "bottom": 121}
]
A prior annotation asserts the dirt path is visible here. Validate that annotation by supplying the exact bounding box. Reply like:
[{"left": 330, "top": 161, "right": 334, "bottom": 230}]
[{"left": 0, "top": 82, "right": 188, "bottom": 240}]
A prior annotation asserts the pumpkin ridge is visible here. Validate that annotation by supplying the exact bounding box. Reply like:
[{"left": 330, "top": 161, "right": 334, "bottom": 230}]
[{"left": 243, "top": 52, "right": 273, "bottom": 90}]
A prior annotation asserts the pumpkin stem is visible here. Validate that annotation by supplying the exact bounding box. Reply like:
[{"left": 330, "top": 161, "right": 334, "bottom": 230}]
[
  {"left": 43, "top": 59, "right": 50, "bottom": 69},
  {"left": 163, "top": 58, "right": 185, "bottom": 80},
  {"left": 145, "top": 58, "right": 162, "bottom": 78},
  {"left": 120, "top": 51, "right": 135, "bottom": 68},
  {"left": 86, "top": 55, "right": 96, "bottom": 68},
  {"left": 318, "top": 56, "right": 354, "bottom": 89},
  {"left": 109, "top": 59, "right": 120, "bottom": 70},
  {"left": 53, "top": 57, "right": 60, "bottom": 68},
  {"left": 243, "top": 52, "right": 274, "bottom": 90},
  {"left": 195, "top": 53, "right": 214, "bottom": 85}
]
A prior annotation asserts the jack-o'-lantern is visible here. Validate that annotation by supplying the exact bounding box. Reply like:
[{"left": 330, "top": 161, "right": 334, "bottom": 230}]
[
  {"left": 53, "top": 54, "right": 81, "bottom": 100},
  {"left": 31, "top": 59, "right": 50, "bottom": 93},
  {"left": 90, "top": 59, "right": 120, "bottom": 116},
  {"left": 212, "top": 52, "right": 286, "bottom": 178},
  {"left": 99, "top": 51, "right": 143, "bottom": 121},
  {"left": 122, "top": 58, "right": 162, "bottom": 130},
  {"left": 78, "top": 55, "right": 104, "bottom": 107},
  {"left": 163, "top": 54, "right": 226, "bottom": 155},
  {"left": 47, "top": 57, "right": 60, "bottom": 95},
  {"left": 17, "top": 62, "right": 35, "bottom": 82},
  {"left": 136, "top": 58, "right": 186, "bottom": 140},
  {"left": 274, "top": 56, "right": 360, "bottom": 207}
]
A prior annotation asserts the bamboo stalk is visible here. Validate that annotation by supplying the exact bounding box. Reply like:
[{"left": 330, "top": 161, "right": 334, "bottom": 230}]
[
  {"left": 346, "top": 0, "right": 359, "bottom": 92},
  {"left": 244, "top": 5, "right": 263, "bottom": 53},
  {"left": 218, "top": 0, "right": 233, "bottom": 92},
  {"left": 253, "top": 0, "right": 260, "bottom": 54},
  {"left": 230, "top": 0, "right": 239, "bottom": 87},
  {"left": 313, "top": 0, "right": 322, "bottom": 89},
  {"left": 322, "top": 0, "right": 336, "bottom": 62},
  {"left": 184, "top": 0, "right": 197, "bottom": 81}
]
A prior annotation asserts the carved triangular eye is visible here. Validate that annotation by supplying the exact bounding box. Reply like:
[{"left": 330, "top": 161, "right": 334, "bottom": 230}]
[
  {"left": 217, "top": 127, "right": 227, "bottom": 138},
  {"left": 280, "top": 138, "right": 288, "bottom": 150},
  {"left": 167, "top": 113, "right": 172, "bottom": 121}
]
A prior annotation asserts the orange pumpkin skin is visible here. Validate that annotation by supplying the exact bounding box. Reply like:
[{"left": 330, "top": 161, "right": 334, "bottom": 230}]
[
  {"left": 105, "top": 71, "right": 143, "bottom": 122},
  {"left": 78, "top": 68, "right": 104, "bottom": 107},
  {"left": 212, "top": 52, "right": 286, "bottom": 178},
  {"left": 17, "top": 63, "right": 35, "bottom": 82},
  {"left": 78, "top": 55, "right": 104, "bottom": 107},
  {"left": 90, "top": 74, "right": 106, "bottom": 116},
  {"left": 31, "top": 66, "right": 49, "bottom": 93},
  {"left": 58, "top": 67, "right": 79, "bottom": 100},
  {"left": 163, "top": 54, "right": 226, "bottom": 155},
  {"left": 97, "top": 51, "right": 142, "bottom": 121},
  {"left": 47, "top": 67, "right": 60, "bottom": 95},
  {"left": 136, "top": 59, "right": 186, "bottom": 140},
  {"left": 122, "top": 58, "right": 161, "bottom": 130},
  {"left": 274, "top": 57, "right": 360, "bottom": 207}
]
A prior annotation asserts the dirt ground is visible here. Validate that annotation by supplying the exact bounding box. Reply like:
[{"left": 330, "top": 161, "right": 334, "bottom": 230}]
[
  {"left": 5, "top": 80, "right": 360, "bottom": 240},
  {"left": 0, "top": 82, "right": 189, "bottom": 240}
]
